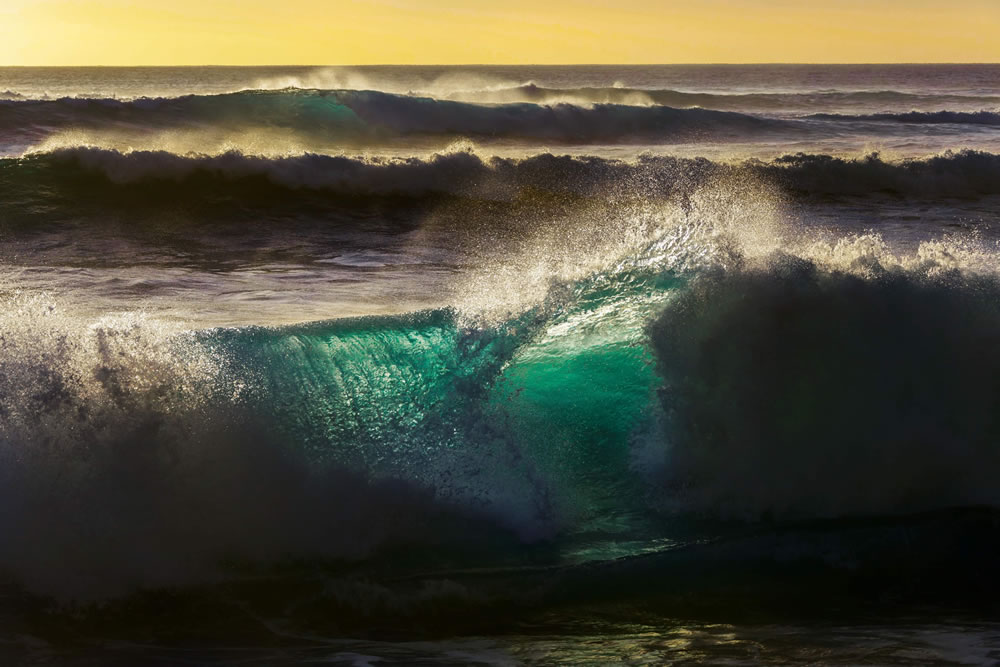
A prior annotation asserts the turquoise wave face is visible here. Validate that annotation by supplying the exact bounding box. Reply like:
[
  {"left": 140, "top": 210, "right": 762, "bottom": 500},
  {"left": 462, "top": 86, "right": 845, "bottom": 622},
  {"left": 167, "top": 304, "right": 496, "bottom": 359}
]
[
  {"left": 204, "top": 267, "right": 684, "bottom": 541},
  {"left": 194, "top": 243, "right": 1000, "bottom": 535}
]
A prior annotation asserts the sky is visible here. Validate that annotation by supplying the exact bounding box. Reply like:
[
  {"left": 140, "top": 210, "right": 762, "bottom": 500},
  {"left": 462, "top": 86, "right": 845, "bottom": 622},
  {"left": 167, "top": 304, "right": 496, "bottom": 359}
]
[{"left": 2, "top": 0, "right": 999, "bottom": 65}]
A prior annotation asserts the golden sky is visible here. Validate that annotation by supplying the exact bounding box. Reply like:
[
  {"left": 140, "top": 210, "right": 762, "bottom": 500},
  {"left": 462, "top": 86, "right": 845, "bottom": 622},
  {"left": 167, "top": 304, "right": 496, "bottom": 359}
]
[{"left": 2, "top": 0, "right": 999, "bottom": 65}]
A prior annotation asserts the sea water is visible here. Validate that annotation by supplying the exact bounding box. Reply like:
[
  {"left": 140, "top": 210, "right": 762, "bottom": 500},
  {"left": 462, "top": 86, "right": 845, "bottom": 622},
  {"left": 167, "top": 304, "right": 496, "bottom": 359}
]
[{"left": 0, "top": 65, "right": 999, "bottom": 665}]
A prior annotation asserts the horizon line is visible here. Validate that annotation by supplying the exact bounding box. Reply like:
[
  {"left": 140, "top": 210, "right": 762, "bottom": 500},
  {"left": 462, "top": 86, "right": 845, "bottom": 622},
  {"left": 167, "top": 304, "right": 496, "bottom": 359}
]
[{"left": 2, "top": 62, "right": 999, "bottom": 68}]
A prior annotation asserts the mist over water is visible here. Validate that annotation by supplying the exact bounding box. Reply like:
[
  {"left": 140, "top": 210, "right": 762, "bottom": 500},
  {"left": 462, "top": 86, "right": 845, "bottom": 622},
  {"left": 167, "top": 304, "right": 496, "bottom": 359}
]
[{"left": 1, "top": 65, "right": 1000, "bottom": 664}]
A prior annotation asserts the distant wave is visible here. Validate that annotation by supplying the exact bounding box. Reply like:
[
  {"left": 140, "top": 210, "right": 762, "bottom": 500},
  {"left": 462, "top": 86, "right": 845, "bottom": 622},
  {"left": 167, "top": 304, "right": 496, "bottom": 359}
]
[
  {"left": 806, "top": 110, "right": 1000, "bottom": 125},
  {"left": 0, "top": 89, "right": 786, "bottom": 146},
  {"left": 4, "top": 89, "right": 996, "bottom": 152},
  {"left": 11, "top": 84, "right": 996, "bottom": 111},
  {"left": 5, "top": 148, "right": 1000, "bottom": 205},
  {"left": 438, "top": 83, "right": 1000, "bottom": 112}
]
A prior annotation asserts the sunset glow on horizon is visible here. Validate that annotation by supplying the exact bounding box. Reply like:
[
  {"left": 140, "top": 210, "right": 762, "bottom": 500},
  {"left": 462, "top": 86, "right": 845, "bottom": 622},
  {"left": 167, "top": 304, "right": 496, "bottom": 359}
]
[{"left": 3, "top": 0, "right": 999, "bottom": 66}]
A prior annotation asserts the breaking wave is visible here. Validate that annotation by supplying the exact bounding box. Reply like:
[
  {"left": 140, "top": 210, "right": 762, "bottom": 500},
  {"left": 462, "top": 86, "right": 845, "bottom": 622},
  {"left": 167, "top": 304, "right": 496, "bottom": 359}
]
[{"left": 4, "top": 184, "right": 1000, "bottom": 604}]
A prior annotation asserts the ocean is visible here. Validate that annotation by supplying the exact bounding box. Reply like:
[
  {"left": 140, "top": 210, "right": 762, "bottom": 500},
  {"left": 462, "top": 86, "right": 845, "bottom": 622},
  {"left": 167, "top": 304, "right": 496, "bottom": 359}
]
[{"left": 1, "top": 64, "right": 999, "bottom": 664}]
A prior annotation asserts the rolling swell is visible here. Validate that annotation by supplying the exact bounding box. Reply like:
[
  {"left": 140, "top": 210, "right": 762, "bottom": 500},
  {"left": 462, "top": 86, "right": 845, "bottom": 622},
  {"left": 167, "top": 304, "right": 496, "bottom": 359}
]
[
  {"left": 0, "top": 89, "right": 784, "bottom": 146},
  {"left": 807, "top": 109, "right": 1000, "bottom": 125},
  {"left": 762, "top": 149, "right": 1000, "bottom": 196},
  {"left": 4, "top": 149, "right": 1000, "bottom": 215}
]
